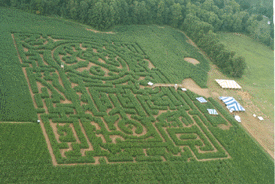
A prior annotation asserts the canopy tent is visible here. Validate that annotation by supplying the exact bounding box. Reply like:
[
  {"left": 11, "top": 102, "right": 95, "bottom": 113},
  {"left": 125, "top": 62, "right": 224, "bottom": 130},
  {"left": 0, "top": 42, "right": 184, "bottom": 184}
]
[
  {"left": 215, "top": 79, "right": 241, "bottom": 89},
  {"left": 219, "top": 97, "right": 245, "bottom": 112},
  {"left": 196, "top": 97, "right": 207, "bottom": 103},
  {"left": 207, "top": 109, "right": 218, "bottom": 115}
]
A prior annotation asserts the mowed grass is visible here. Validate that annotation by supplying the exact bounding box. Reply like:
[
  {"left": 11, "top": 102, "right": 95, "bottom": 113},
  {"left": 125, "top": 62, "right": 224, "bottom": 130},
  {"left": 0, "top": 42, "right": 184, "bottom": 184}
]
[{"left": 218, "top": 32, "right": 274, "bottom": 122}]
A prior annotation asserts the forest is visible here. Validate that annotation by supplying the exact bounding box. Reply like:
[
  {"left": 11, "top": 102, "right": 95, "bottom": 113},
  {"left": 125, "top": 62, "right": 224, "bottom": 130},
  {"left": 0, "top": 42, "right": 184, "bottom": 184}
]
[{"left": 0, "top": 0, "right": 273, "bottom": 77}]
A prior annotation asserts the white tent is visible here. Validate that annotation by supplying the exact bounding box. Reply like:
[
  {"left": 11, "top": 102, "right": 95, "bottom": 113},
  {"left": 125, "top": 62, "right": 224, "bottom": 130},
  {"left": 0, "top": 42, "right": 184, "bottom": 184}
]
[
  {"left": 207, "top": 109, "right": 218, "bottom": 115},
  {"left": 196, "top": 97, "right": 207, "bottom": 103},
  {"left": 215, "top": 79, "right": 241, "bottom": 89},
  {"left": 181, "top": 88, "right": 187, "bottom": 91}
]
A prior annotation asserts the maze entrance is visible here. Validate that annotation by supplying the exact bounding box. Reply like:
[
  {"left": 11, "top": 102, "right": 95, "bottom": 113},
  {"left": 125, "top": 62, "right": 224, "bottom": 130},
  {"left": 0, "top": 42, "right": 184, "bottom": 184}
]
[{"left": 12, "top": 33, "right": 231, "bottom": 166}]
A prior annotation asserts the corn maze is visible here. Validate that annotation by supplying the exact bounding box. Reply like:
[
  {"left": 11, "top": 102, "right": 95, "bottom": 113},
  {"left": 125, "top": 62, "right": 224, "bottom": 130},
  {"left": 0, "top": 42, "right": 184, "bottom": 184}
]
[{"left": 12, "top": 33, "right": 232, "bottom": 166}]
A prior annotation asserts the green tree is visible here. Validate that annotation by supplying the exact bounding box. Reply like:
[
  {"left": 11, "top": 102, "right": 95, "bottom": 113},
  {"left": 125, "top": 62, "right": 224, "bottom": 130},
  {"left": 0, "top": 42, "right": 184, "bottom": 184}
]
[
  {"left": 156, "top": 0, "right": 165, "bottom": 24},
  {"left": 231, "top": 56, "right": 246, "bottom": 77},
  {"left": 170, "top": 3, "right": 183, "bottom": 28},
  {"left": 119, "top": 0, "right": 130, "bottom": 25},
  {"left": 79, "top": 0, "right": 89, "bottom": 23}
]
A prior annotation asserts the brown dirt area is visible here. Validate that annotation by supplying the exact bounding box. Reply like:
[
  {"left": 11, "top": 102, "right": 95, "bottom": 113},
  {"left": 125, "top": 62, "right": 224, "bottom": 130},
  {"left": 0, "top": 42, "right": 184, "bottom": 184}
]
[
  {"left": 152, "top": 78, "right": 210, "bottom": 98},
  {"left": 144, "top": 59, "right": 155, "bottom": 69},
  {"left": 23, "top": 47, "right": 28, "bottom": 52},
  {"left": 184, "top": 57, "right": 200, "bottom": 65},
  {"left": 48, "top": 36, "right": 63, "bottom": 42},
  {"left": 182, "top": 78, "right": 210, "bottom": 97},
  {"left": 86, "top": 28, "right": 115, "bottom": 34}
]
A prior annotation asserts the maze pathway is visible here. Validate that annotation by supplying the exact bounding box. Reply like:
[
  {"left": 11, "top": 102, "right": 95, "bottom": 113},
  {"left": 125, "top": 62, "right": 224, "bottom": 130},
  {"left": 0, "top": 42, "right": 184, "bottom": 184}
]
[{"left": 12, "top": 33, "right": 232, "bottom": 166}]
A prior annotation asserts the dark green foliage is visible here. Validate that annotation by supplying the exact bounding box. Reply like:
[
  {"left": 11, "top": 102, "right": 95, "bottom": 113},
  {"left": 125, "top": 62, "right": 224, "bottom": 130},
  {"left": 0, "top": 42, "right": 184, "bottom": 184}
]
[{"left": 0, "top": 32, "right": 37, "bottom": 122}]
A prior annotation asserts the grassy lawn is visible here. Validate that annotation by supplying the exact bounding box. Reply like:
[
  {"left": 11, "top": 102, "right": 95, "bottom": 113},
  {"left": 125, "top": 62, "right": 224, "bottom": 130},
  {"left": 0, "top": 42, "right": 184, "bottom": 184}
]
[{"left": 218, "top": 32, "right": 274, "bottom": 123}]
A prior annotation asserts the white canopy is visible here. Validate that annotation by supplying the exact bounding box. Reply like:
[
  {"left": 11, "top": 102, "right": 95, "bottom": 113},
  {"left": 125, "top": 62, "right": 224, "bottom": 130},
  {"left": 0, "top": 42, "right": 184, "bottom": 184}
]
[
  {"left": 215, "top": 79, "right": 241, "bottom": 89},
  {"left": 207, "top": 109, "right": 218, "bottom": 115}
]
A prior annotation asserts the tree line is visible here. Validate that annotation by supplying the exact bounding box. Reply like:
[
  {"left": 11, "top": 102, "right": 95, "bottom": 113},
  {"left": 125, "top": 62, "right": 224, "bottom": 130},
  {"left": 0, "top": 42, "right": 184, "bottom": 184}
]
[{"left": 1, "top": 0, "right": 273, "bottom": 77}]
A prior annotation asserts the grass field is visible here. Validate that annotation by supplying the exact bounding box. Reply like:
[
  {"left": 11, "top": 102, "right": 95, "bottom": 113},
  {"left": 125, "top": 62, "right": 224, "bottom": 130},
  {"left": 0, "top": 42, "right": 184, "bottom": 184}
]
[
  {"left": 218, "top": 32, "right": 274, "bottom": 123},
  {"left": 0, "top": 7, "right": 273, "bottom": 183}
]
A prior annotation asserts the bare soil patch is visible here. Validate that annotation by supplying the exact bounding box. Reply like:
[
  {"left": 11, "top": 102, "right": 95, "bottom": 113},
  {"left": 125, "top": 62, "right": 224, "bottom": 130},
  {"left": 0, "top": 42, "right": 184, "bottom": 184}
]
[
  {"left": 237, "top": 91, "right": 251, "bottom": 100},
  {"left": 70, "top": 123, "right": 81, "bottom": 143},
  {"left": 79, "top": 43, "right": 87, "bottom": 51},
  {"left": 144, "top": 59, "right": 155, "bottom": 69},
  {"left": 60, "top": 143, "right": 72, "bottom": 158},
  {"left": 48, "top": 36, "right": 63, "bottom": 42},
  {"left": 86, "top": 28, "right": 115, "bottom": 34},
  {"left": 184, "top": 57, "right": 200, "bottom": 65},
  {"left": 23, "top": 47, "right": 28, "bottom": 52},
  {"left": 217, "top": 124, "right": 231, "bottom": 130},
  {"left": 109, "top": 135, "right": 125, "bottom": 143},
  {"left": 51, "top": 122, "right": 61, "bottom": 143},
  {"left": 98, "top": 58, "right": 105, "bottom": 63},
  {"left": 182, "top": 78, "right": 210, "bottom": 98},
  {"left": 76, "top": 62, "right": 97, "bottom": 72},
  {"left": 78, "top": 120, "right": 94, "bottom": 156},
  {"left": 152, "top": 78, "right": 210, "bottom": 98},
  {"left": 39, "top": 54, "right": 48, "bottom": 66},
  {"left": 139, "top": 76, "right": 145, "bottom": 81},
  {"left": 39, "top": 117, "right": 58, "bottom": 166}
]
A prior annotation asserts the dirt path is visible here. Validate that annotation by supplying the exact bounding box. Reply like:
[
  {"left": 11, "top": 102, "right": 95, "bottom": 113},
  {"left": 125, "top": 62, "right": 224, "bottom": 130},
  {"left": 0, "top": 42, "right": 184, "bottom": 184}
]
[
  {"left": 39, "top": 116, "right": 58, "bottom": 166},
  {"left": 152, "top": 78, "right": 210, "bottom": 98},
  {"left": 12, "top": 34, "right": 58, "bottom": 166},
  {"left": 144, "top": 59, "right": 155, "bottom": 69}
]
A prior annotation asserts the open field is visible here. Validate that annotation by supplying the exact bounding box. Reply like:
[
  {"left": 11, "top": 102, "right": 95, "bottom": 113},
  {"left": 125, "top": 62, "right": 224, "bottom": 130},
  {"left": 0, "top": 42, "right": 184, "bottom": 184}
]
[
  {"left": 218, "top": 32, "right": 274, "bottom": 123},
  {"left": 0, "top": 7, "right": 273, "bottom": 183}
]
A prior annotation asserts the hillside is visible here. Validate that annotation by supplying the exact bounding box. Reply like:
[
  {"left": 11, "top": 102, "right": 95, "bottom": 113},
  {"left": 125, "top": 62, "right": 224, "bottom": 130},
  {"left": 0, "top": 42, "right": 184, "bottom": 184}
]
[{"left": 0, "top": 7, "right": 274, "bottom": 183}]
